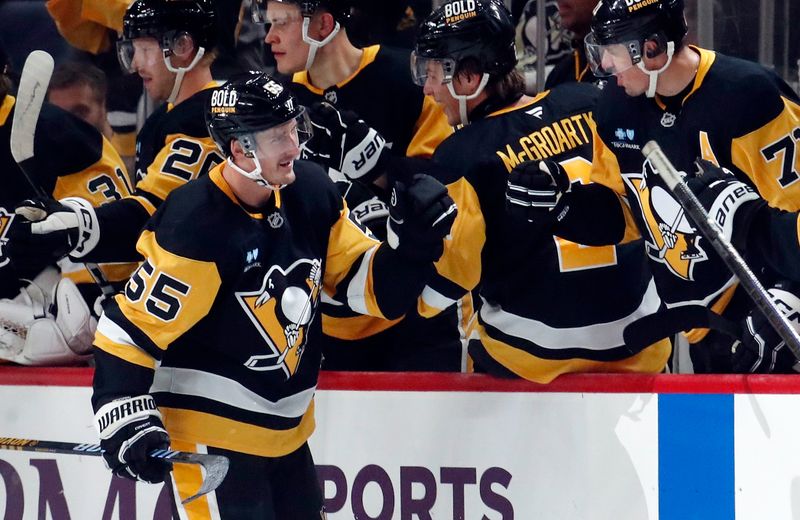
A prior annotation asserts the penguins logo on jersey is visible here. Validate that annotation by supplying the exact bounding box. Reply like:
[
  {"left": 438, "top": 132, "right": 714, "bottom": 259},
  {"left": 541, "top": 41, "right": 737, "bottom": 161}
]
[
  {"left": 623, "top": 160, "right": 707, "bottom": 281},
  {"left": 0, "top": 209, "right": 13, "bottom": 268},
  {"left": 236, "top": 258, "right": 322, "bottom": 378}
]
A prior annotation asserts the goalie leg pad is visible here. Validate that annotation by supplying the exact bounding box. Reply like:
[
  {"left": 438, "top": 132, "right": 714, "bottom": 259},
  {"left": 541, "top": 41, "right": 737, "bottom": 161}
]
[
  {"left": 53, "top": 277, "right": 97, "bottom": 355},
  {"left": 0, "top": 272, "right": 95, "bottom": 364}
]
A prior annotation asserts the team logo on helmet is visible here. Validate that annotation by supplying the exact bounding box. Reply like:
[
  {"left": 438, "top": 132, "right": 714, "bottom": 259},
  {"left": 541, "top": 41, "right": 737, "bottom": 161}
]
[
  {"left": 236, "top": 258, "right": 322, "bottom": 378},
  {"left": 209, "top": 89, "right": 239, "bottom": 114},
  {"left": 443, "top": 0, "right": 477, "bottom": 23},
  {"left": 0, "top": 209, "right": 13, "bottom": 268},
  {"left": 624, "top": 160, "right": 707, "bottom": 281}
]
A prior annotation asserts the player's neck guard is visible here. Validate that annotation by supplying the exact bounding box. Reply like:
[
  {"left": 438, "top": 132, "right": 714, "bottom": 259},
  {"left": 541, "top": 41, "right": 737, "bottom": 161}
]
[
  {"left": 446, "top": 73, "right": 490, "bottom": 126},
  {"left": 302, "top": 17, "right": 340, "bottom": 70},
  {"left": 637, "top": 41, "right": 674, "bottom": 98},
  {"left": 164, "top": 46, "right": 206, "bottom": 104}
]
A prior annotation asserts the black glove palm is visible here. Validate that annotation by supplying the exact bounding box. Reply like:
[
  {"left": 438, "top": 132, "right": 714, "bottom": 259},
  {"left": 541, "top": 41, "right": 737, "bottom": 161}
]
[{"left": 386, "top": 174, "right": 457, "bottom": 263}]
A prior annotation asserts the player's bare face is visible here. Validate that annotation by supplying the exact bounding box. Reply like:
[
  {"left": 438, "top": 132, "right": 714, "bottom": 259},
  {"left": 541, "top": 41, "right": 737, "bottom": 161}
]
[
  {"left": 557, "top": 0, "right": 596, "bottom": 33},
  {"left": 48, "top": 83, "right": 106, "bottom": 135},
  {"left": 131, "top": 38, "right": 176, "bottom": 102},
  {"left": 255, "top": 119, "right": 303, "bottom": 186},
  {"left": 422, "top": 62, "right": 460, "bottom": 126},
  {"left": 264, "top": 2, "right": 308, "bottom": 74},
  {"left": 613, "top": 64, "right": 649, "bottom": 96}
]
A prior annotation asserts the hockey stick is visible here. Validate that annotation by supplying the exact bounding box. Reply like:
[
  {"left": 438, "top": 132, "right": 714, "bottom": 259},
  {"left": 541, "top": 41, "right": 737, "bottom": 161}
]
[
  {"left": 642, "top": 141, "right": 800, "bottom": 370},
  {"left": 0, "top": 437, "right": 230, "bottom": 504},
  {"left": 10, "top": 50, "right": 115, "bottom": 298}
]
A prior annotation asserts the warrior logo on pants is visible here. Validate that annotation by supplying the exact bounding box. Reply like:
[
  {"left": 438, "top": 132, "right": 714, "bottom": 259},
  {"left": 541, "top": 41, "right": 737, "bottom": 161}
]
[{"left": 236, "top": 258, "right": 322, "bottom": 378}]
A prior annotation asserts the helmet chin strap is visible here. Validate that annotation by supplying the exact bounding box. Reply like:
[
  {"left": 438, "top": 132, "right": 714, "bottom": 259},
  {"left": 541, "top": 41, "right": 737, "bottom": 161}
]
[
  {"left": 636, "top": 41, "right": 675, "bottom": 98},
  {"left": 446, "top": 73, "right": 490, "bottom": 126},
  {"left": 164, "top": 46, "right": 206, "bottom": 104},
  {"left": 228, "top": 136, "right": 289, "bottom": 191},
  {"left": 227, "top": 157, "right": 289, "bottom": 191},
  {"left": 302, "top": 17, "right": 340, "bottom": 70}
]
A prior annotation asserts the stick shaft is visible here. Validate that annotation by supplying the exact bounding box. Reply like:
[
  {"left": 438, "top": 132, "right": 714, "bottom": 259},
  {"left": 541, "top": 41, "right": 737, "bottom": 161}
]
[{"left": 0, "top": 437, "right": 230, "bottom": 503}]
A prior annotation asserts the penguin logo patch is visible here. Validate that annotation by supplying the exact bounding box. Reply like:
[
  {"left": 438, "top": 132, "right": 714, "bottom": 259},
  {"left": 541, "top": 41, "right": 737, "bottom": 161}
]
[
  {"left": 236, "top": 258, "right": 322, "bottom": 378},
  {"left": 623, "top": 160, "right": 707, "bottom": 281}
]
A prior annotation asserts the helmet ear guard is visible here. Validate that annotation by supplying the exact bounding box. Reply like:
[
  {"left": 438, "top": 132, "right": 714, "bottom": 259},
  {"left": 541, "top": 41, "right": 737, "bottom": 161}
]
[{"left": 168, "top": 32, "right": 196, "bottom": 59}]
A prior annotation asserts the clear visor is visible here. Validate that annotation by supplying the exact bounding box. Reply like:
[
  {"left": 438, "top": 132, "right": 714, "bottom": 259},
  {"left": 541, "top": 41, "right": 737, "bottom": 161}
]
[
  {"left": 116, "top": 37, "right": 168, "bottom": 74},
  {"left": 585, "top": 33, "right": 642, "bottom": 77},
  {"left": 243, "top": 111, "right": 313, "bottom": 160},
  {"left": 410, "top": 52, "right": 457, "bottom": 87},
  {"left": 116, "top": 39, "right": 137, "bottom": 74}
]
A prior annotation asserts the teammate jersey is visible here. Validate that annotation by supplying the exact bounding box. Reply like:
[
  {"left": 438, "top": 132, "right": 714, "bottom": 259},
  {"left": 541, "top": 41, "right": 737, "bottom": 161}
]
[
  {"left": 0, "top": 96, "right": 133, "bottom": 297},
  {"left": 545, "top": 42, "right": 603, "bottom": 90},
  {"left": 92, "top": 161, "right": 436, "bottom": 456},
  {"left": 84, "top": 83, "right": 224, "bottom": 263},
  {"left": 432, "top": 82, "right": 669, "bottom": 383},
  {"left": 291, "top": 44, "right": 452, "bottom": 159},
  {"left": 590, "top": 47, "right": 800, "bottom": 340},
  {"left": 291, "top": 44, "right": 462, "bottom": 369}
]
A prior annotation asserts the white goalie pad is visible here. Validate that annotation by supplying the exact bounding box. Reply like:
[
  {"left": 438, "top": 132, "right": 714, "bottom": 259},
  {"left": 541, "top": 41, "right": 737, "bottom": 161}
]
[{"left": 0, "top": 269, "right": 96, "bottom": 365}]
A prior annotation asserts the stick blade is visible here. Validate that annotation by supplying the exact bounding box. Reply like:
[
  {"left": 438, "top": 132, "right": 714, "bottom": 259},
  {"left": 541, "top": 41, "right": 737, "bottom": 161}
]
[
  {"left": 150, "top": 449, "right": 230, "bottom": 504},
  {"left": 10, "top": 50, "right": 54, "bottom": 164}
]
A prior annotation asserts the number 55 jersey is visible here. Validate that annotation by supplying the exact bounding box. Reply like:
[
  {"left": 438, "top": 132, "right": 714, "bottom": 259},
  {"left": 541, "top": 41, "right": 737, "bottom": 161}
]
[{"left": 92, "top": 161, "right": 436, "bottom": 457}]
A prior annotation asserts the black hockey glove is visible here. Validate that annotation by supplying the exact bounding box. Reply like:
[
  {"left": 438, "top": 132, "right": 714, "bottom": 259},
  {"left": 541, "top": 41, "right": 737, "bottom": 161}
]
[
  {"left": 506, "top": 159, "right": 572, "bottom": 229},
  {"left": 386, "top": 173, "right": 457, "bottom": 263},
  {"left": 94, "top": 395, "right": 172, "bottom": 483},
  {"left": 731, "top": 281, "right": 800, "bottom": 374},
  {"left": 8, "top": 196, "right": 100, "bottom": 261},
  {"left": 686, "top": 159, "right": 766, "bottom": 251},
  {"left": 301, "top": 102, "right": 387, "bottom": 183},
  {"left": 338, "top": 179, "right": 389, "bottom": 240}
]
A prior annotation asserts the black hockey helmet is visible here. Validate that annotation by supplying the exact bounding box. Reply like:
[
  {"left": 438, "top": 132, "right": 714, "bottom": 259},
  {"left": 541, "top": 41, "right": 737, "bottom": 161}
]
[
  {"left": 411, "top": 0, "right": 516, "bottom": 86},
  {"left": 251, "top": 0, "right": 352, "bottom": 25},
  {"left": 118, "top": 0, "right": 216, "bottom": 72},
  {"left": 590, "top": 0, "right": 687, "bottom": 47},
  {"left": 206, "top": 72, "right": 310, "bottom": 157}
]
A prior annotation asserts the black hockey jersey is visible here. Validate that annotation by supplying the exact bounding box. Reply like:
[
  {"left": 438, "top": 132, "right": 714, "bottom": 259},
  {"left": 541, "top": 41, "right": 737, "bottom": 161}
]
[
  {"left": 85, "top": 83, "right": 224, "bottom": 263},
  {"left": 291, "top": 45, "right": 452, "bottom": 160},
  {"left": 432, "top": 82, "right": 669, "bottom": 383},
  {"left": 92, "top": 162, "right": 437, "bottom": 456},
  {"left": 291, "top": 45, "right": 463, "bottom": 369},
  {"left": 0, "top": 96, "right": 133, "bottom": 297},
  {"left": 590, "top": 47, "right": 800, "bottom": 342},
  {"left": 545, "top": 42, "right": 603, "bottom": 90}
]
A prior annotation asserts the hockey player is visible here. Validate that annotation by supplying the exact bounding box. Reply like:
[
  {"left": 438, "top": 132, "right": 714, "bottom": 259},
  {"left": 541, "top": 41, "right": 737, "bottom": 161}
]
[
  {"left": 9, "top": 0, "right": 224, "bottom": 272},
  {"left": 413, "top": 0, "right": 669, "bottom": 383},
  {"left": 506, "top": 0, "right": 800, "bottom": 372},
  {"left": 252, "top": 0, "right": 464, "bottom": 371},
  {"left": 90, "top": 72, "right": 456, "bottom": 518},
  {"left": 544, "top": 0, "right": 603, "bottom": 88},
  {"left": 0, "top": 48, "right": 133, "bottom": 365}
]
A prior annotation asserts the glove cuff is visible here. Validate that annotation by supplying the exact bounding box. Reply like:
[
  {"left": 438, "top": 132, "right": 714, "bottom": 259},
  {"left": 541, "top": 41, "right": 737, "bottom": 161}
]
[
  {"left": 95, "top": 395, "right": 162, "bottom": 440},
  {"left": 706, "top": 181, "right": 763, "bottom": 245},
  {"left": 60, "top": 197, "right": 100, "bottom": 258}
]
